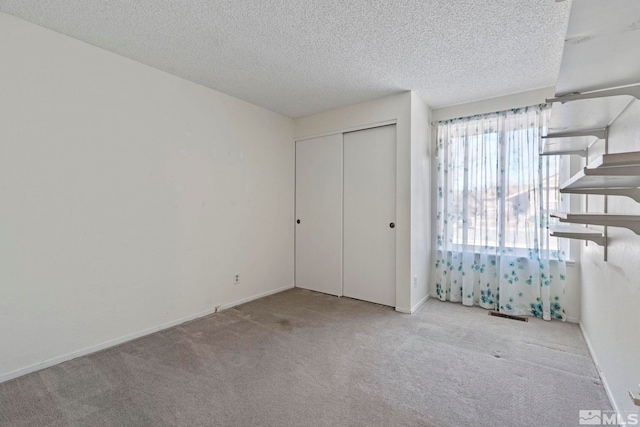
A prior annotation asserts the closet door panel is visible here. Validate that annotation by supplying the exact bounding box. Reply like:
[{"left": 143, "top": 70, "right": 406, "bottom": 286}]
[
  {"left": 295, "top": 134, "right": 343, "bottom": 296},
  {"left": 343, "top": 125, "right": 396, "bottom": 307}
]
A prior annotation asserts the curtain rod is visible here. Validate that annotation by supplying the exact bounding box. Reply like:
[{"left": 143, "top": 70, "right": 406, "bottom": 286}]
[{"left": 430, "top": 103, "right": 550, "bottom": 126}]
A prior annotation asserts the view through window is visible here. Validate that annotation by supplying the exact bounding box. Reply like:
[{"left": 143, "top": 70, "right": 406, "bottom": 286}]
[{"left": 443, "top": 127, "right": 561, "bottom": 253}]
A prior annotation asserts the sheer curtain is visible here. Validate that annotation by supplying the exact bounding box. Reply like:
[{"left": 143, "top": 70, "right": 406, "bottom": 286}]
[{"left": 433, "top": 105, "right": 566, "bottom": 321}]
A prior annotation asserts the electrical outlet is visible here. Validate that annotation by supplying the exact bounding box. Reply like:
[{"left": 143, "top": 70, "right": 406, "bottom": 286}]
[
  {"left": 234, "top": 273, "right": 240, "bottom": 284},
  {"left": 413, "top": 275, "right": 418, "bottom": 288}
]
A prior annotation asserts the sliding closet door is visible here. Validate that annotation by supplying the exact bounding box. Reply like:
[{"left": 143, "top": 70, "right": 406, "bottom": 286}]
[
  {"left": 343, "top": 125, "right": 396, "bottom": 307},
  {"left": 295, "top": 134, "right": 343, "bottom": 296}
]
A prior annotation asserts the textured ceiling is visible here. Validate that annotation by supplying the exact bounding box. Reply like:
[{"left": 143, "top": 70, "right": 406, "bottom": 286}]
[{"left": 0, "top": 0, "right": 571, "bottom": 117}]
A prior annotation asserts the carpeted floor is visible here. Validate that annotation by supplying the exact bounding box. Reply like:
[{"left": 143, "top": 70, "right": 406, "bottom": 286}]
[{"left": 0, "top": 288, "right": 611, "bottom": 426}]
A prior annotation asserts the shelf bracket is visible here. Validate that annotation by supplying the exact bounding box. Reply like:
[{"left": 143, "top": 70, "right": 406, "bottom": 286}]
[
  {"left": 541, "top": 149, "right": 588, "bottom": 157},
  {"left": 553, "top": 216, "right": 640, "bottom": 235},
  {"left": 550, "top": 231, "right": 606, "bottom": 246}
]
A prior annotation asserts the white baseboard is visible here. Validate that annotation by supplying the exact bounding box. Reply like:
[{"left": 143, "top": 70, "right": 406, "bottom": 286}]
[
  {"left": 0, "top": 284, "right": 294, "bottom": 384},
  {"left": 579, "top": 321, "right": 620, "bottom": 416},
  {"left": 411, "top": 294, "right": 430, "bottom": 313},
  {"left": 221, "top": 284, "right": 294, "bottom": 310},
  {"left": 396, "top": 294, "right": 430, "bottom": 314}
]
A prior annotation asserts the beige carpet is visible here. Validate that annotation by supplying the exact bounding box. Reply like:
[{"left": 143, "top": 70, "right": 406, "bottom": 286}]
[{"left": 0, "top": 288, "right": 611, "bottom": 426}]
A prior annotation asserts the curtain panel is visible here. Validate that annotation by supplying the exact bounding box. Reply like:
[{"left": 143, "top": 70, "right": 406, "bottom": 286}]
[{"left": 433, "top": 105, "right": 566, "bottom": 321}]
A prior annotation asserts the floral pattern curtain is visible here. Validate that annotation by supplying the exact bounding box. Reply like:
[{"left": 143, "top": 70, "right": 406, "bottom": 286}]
[{"left": 433, "top": 105, "right": 566, "bottom": 321}]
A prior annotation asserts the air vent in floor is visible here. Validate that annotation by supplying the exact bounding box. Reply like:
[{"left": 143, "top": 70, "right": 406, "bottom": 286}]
[{"left": 489, "top": 311, "right": 528, "bottom": 322}]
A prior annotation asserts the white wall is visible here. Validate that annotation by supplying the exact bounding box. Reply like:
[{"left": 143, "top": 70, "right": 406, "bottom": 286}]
[
  {"left": 410, "top": 93, "right": 431, "bottom": 311},
  {"left": 579, "top": 99, "right": 640, "bottom": 414},
  {"left": 430, "top": 88, "right": 582, "bottom": 321},
  {"left": 0, "top": 13, "right": 294, "bottom": 381},
  {"left": 294, "top": 92, "right": 414, "bottom": 312}
]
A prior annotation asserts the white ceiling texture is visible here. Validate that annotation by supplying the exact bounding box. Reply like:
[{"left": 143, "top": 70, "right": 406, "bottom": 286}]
[{"left": 0, "top": 0, "right": 572, "bottom": 118}]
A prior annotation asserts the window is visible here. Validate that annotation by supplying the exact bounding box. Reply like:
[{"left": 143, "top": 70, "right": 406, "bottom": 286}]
[
  {"left": 436, "top": 105, "right": 563, "bottom": 257},
  {"left": 433, "top": 105, "right": 568, "bottom": 321}
]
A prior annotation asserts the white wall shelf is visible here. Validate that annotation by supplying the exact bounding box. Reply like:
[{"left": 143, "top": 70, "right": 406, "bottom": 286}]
[
  {"left": 545, "top": 129, "right": 608, "bottom": 140},
  {"left": 541, "top": 128, "right": 606, "bottom": 156},
  {"left": 541, "top": 95, "right": 633, "bottom": 156},
  {"left": 549, "top": 225, "right": 605, "bottom": 246},
  {"left": 543, "top": 93, "right": 640, "bottom": 262},
  {"left": 562, "top": 172, "right": 640, "bottom": 189},
  {"left": 560, "top": 151, "right": 640, "bottom": 198},
  {"left": 560, "top": 187, "right": 640, "bottom": 203},
  {"left": 545, "top": 96, "right": 631, "bottom": 135},
  {"left": 551, "top": 213, "right": 640, "bottom": 235},
  {"left": 547, "top": 83, "right": 640, "bottom": 104},
  {"left": 541, "top": 135, "right": 595, "bottom": 157},
  {"left": 587, "top": 150, "right": 640, "bottom": 168}
]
